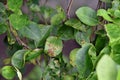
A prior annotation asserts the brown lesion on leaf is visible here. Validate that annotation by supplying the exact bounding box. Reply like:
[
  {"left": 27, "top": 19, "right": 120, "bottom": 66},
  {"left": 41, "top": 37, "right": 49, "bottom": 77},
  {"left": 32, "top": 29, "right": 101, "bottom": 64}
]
[{"left": 47, "top": 43, "right": 57, "bottom": 57}]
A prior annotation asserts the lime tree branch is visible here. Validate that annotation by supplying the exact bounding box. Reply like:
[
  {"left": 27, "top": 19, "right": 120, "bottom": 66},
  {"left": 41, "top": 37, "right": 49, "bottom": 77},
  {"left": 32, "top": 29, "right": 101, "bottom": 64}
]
[
  {"left": 66, "top": 0, "right": 73, "bottom": 19},
  {"left": 8, "top": 21, "right": 30, "bottom": 49}
]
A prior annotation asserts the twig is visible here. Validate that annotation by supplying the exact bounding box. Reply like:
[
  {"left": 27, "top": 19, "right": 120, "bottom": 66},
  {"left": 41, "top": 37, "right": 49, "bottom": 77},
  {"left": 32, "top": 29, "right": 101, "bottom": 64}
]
[
  {"left": 96, "top": 0, "right": 102, "bottom": 10},
  {"left": 66, "top": 0, "right": 74, "bottom": 19},
  {"left": 8, "top": 21, "right": 30, "bottom": 49}
]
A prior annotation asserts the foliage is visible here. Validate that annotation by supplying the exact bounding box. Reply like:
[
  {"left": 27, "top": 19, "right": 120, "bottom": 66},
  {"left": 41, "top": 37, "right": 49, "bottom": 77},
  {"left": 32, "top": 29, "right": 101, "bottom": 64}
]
[{"left": 0, "top": 0, "right": 120, "bottom": 80}]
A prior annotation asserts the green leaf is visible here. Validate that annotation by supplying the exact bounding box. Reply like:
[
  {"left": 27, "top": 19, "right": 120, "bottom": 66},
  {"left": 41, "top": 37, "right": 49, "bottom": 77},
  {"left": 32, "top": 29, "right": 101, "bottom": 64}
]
[
  {"left": 7, "top": 0, "right": 23, "bottom": 12},
  {"left": 39, "top": 6, "right": 55, "bottom": 19},
  {"left": 35, "top": 25, "right": 52, "bottom": 47},
  {"left": 114, "top": 10, "right": 120, "bottom": 18},
  {"left": 19, "top": 22, "right": 51, "bottom": 47},
  {"left": 30, "top": 4, "right": 40, "bottom": 12},
  {"left": 95, "top": 35, "right": 107, "bottom": 53},
  {"left": 57, "top": 26, "right": 74, "bottom": 40},
  {"left": 105, "top": 23, "right": 120, "bottom": 43},
  {"left": 9, "top": 14, "right": 29, "bottom": 30},
  {"left": 76, "top": 43, "right": 93, "bottom": 78},
  {"left": 51, "top": 11, "right": 66, "bottom": 25},
  {"left": 11, "top": 50, "right": 30, "bottom": 69},
  {"left": 65, "top": 18, "right": 80, "bottom": 27},
  {"left": 88, "top": 45, "right": 97, "bottom": 65},
  {"left": 86, "top": 72, "right": 98, "bottom": 80},
  {"left": 76, "top": 7, "right": 98, "bottom": 26},
  {"left": 1, "top": 66, "right": 16, "bottom": 80},
  {"left": 97, "top": 9, "right": 113, "bottom": 21},
  {"left": 110, "top": 39, "right": 120, "bottom": 64},
  {"left": 117, "top": 65, "right": 120, "bottom": 80},
  {"left": 69, "top": 48, "right": 79, "bottom": 67},
  {"left": 26, "top": 49, "right": 43, "bottom": 61},
  {"left": 23, "top": 66, "right": 42, "bottom": 80},
  {"left": 0, "top": 24, "right": 7, "bottom": 34},
  {"left": 65, "top": 18, "right": 87, "bottom": 31},
  {"left": 96, "top": 54, "right": 117, "bottom": 80},
  {"left": 44, "top": 36, "right": 63, "bottom": 57}
]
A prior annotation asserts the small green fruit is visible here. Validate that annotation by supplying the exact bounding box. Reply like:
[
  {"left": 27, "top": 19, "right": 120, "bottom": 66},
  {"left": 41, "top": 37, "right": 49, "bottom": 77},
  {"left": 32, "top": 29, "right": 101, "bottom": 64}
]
[{"left": 1, "top": 66, "right": 16, "bottom": 80}]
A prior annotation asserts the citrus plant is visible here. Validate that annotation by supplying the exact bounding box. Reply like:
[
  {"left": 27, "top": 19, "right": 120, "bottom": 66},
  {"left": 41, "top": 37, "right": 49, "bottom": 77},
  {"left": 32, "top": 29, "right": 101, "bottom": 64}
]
[{"left": 0, "top": 0, "right": 120, "bottom": 80}]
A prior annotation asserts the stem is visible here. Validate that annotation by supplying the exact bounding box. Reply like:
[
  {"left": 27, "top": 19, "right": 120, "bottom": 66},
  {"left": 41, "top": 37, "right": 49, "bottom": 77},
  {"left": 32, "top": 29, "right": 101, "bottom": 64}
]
[
  {"left": 66, "top": 0, "right": 73, "bottom": 19},
  {"left": 96, "top": 0, "right": 102, "bottom": 10},
  {"left": 8, "top": 21, "right": 30, "bottom": 49}
]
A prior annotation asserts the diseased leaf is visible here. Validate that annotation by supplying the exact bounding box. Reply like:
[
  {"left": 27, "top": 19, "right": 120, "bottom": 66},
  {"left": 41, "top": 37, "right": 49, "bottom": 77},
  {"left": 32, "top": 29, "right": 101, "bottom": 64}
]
[
  {"left": 74, "top": 28, "right": 92, "bottom": 45},
  {"left": 96, "top": 55, "right": 117, "bottom": 80},
  {"left": 76, "top": 7, "right": 98, "bottom": 26},
  {"left": 97, "top": 9, "right": 113, "bottom": 21},
  {"left": 7, "top": 0, "right": 23, "bottom": 12},
  {"left": 44, "top": 36, "right": 63, "bottom": 57},
  {"left": 76, "top": 43, "right": 93, "bottom": 78},
  {"left": 11, "top": 50, "right": 30, "bottom": 69},
  {"left": 69, "top": 48, "right": 79, "bottom": 67},
  {"left": 9, "top": 14, "right": 29, "bottom": 30}
]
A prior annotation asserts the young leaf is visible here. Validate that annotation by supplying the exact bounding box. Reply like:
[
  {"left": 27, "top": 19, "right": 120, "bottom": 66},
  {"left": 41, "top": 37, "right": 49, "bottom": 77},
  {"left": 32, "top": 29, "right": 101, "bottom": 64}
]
[
  {"left": 97, "top": 9, "right": 113, "bottom": 21},
  {"left": 76, "top": 7, "right": 98, "bottom": 26},
  {"left": 105, "top": 23, "right": 120, "bottom": 43},
  {"left": 11, "top": 50, "right": 30, "bottom": 69},
  {"left": 76, "top": 43, "right": 93, "bottom": 78},
  {"left": 96, "top": 54, "right": 117, "bottom": 80},
  {"left": 44, "top": 36, "right": 63, "bottom": 57},
  {"left": 1, "top": 66, "right": 16, "bottom": 80},
  {"left": 9, "top": 14, "right": 29, "bottom": 30},
  {"left": 7, "top": 0, "right": 23, "bottom": 12}
]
